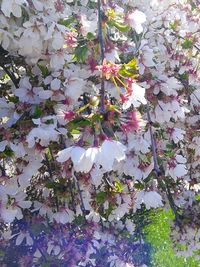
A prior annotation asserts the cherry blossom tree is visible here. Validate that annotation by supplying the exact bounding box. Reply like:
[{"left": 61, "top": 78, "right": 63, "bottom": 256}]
[{"left": 0, "top": 0, "right": 200, "bottom": 266}]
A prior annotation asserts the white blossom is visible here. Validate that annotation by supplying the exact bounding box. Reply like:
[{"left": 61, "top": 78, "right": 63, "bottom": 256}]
[
  {"left": 123, "top": 83, "right": 147, "bottom": 109},
  {"left": 135, "top": 190, "right": 163, "bottom": 210},
  {"left": 97, "top": 140, "right": 126, "bottom": 171},
  {"left": 127, "top": 10, "right": 146, "bottom": 34},
  {"left": 1, "top": 0, "right": 25, "bottom": 18}
]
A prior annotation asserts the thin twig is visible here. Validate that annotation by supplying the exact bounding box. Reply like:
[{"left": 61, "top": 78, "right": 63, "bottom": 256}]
[
  {"left": 164, "top": 181, "right": 182, "bottom": 227},
  {"left": 146, "top": 106, "right": 182, "bottom": 225},
  {"left": 44, "top": 153, "right": 59, "bottom": 211},
  {"left": 29, "top": 230, "right": 47, "bottom": 262},
  {"left": 146, "top": 107, "right": 162, "bottom": 176},
  {"left": 99, "top": 79, "right": 105, "bottom": 114},
  {"left": 72, "top": 169, "right": 86, "bottom": 216},
  {"left": 57, "top": 126, "right": 77, "bottom": 213},
  {"left": 68, "top": 178, "right": 76, "bottom": 212},
  {"left": 98, "top": 0, "right": 105, "bottom": 61},
  {"left": 0, "top": 64, "right": 19, "bottom": 88},
  {"left": 0, "top": 162, "right": 6, "bottom": 176},
  {"left": 98, "top": 0, "right": 105, "bottom": 113}
]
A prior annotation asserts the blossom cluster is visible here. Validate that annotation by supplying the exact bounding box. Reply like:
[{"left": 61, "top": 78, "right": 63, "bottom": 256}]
[{"left": 0, "top": 0, "right": 200, "bottom": 266}]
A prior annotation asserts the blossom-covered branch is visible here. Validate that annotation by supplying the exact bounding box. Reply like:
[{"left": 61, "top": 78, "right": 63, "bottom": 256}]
[
  {"left": 0, "top": 0, "right": 200, "bottom": 265},
  {"left": 98, "top": 0, "right": 105, "bottom": 113}
]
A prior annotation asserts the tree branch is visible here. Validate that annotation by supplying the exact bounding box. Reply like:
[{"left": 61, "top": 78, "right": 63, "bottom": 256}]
[
  {"left": 44, "top": 153, "right": 59, "bottom": 211},
  {"left": 29, "top": 230, "right": 48, "bottom": 262},
  {"left": 72, "top": 169, "right": 86, "bottom": 217},
  {"left": 0, "top": 64, "right": 19, "bottom": 88},
  {"left": 68, "top": 178, "right": 76, "bottom": 213},
  {"left": 98, "top": 0, "right": 105, "bottom": 114},
  {"left": 98, "top": 0, "right": 105, "bottom": 61},
  {"left": 146, "top": 107, "right": 162, "bottom": 176},
  {"left": 0, "top": 161, "right": 6, "bottom": 176},
  {"left": 147, "top": 106, "right": 182, "bottom": 226}
]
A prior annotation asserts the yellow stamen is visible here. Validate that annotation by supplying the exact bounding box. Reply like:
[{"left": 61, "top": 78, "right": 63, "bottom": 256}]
[
  {"left": 115, "top": 76, "right": 127, "bottom": 88},
  {"left": 76, "top": 103, "right": 90, "bottom": 113},
  {"left": 112, "top": 77, "right": 121, "bottom": 95}
]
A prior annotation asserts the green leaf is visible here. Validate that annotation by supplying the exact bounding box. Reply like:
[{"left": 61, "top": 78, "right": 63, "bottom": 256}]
[
  {"left": 134, "top": 181, "right": 145, "bottom": 190},
  {"left": 164, "top": 150, "right": 175, "bottom": 157},
  {"left": 170, "top": 21, "right": 178, "bottom": 30},
  {"left": 67, "top": 117, "right": 92, "bottom": 129},
  {"left": 0, "top": 147, "right": 14, "bottom": 158},
  {"left": 45, "top": 179, "right": 67, "bottom": 193},
  {"left": 87, "top": 32, "right": 95, "bottom": 40},
  {"left": 166, "top": 143, "right": 176, "bottom": 150},
  {"left": 91, "top": 113, "right": 103, "bottom": 123},
  {"left": 96, "top": 192, "right": 107, "bottom": 204},
  {"left": 70, "top": 129, "right": 81, "bottom": 134},
  {"left": 179, "top": 72, "right": 189, "bottom": 81},
  {"left": 182, "top": 38, "right": 193, "bottom": 49},
  {"left": 73, "top": 44, "right": 88, "bottom": 63},
  {"left": 125, "top": 58, "right": 139, "bottom": 68},
  {"left": 195, "top": 194, "right": 200, "bottom": 201},
  {"left": 143, "top": 175, "right": 154, "bottom": 183},
  {"left": 45, "top": 181, "right": 56, "bottom": 189},
  {"left": 189, "top": 0, "right": 197, "bottom": 10},
  {"left": 108, "top": 105, "right": 120, "bottom": 112},
  {"left": 38, "top": 64, "right": 49, "bottom": 76},
  {"left": 104, "top": 202, "right": 114, "bottom": 217},
  {"left": 114, "top": 180, "right": 124, "bottom": 192},
  {"left": 111, "top": 21, "right": 130, "bottom": 32},
  {"left": 59, "top": 16, "right": 75, "bottom": 27},
  {"left": 21, "top": 5, "right": 29, "bottom": 24},
  {"left": 74, "top": 215, "right": 85, "bottom": 225},
  {"left": 33, "top": 105, "right": 42, "bottom": 118},
  {"left": 119, "top": 58, "right": 139, "bottom": 78},
  {"left": 7, "top": 95, "right": 19, "bottom": 104}
]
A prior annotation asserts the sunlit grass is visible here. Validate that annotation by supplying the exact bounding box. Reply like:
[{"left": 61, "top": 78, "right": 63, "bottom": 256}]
[{"left": 144, "top": 209, "right": 200, "bottom": 267}]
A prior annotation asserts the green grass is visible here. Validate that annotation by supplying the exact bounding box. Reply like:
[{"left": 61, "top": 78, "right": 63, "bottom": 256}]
[{"left": 144, "top": 209, "right": 200, "bottom": 267}]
